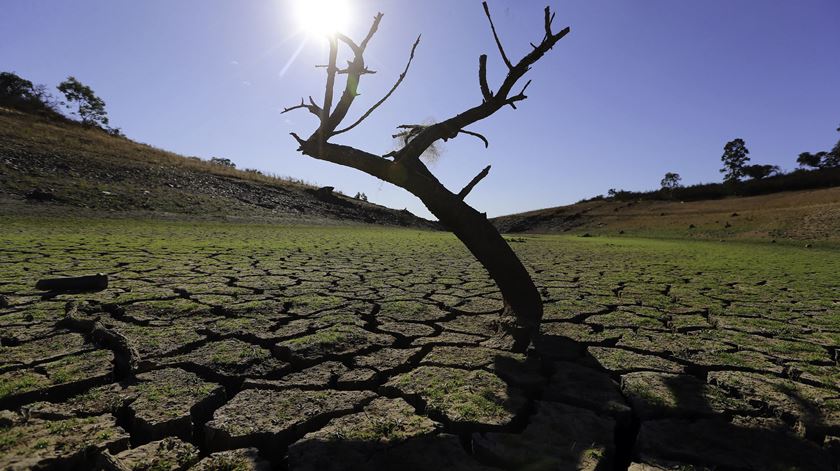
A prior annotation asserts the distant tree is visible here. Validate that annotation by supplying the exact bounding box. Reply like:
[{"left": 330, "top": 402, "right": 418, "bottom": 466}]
[
  {"left": 824, "top": 125, "right": 840, "bottom": 168},
  {"left": 57, "top": 76, "right": 109, "bottom": 128},
  {"left": 0, "top": 71, "right": 58, "bottom": 113},
  {"left": 660, "top": 172, "right": 682, "bottom": 190},
  {"left": 607, "top": 188, "right": 618, "bottom": 198},
  {"left": 359, "top": 192, "right": 368, "bottom": 202},
  {"left": 797, "top": 152, "right": 825, "bottom": 169},
  {"left": 210, "top": 157, "right": 236, "bottom": 168},
  {"left": 0, "top": 72, "right": 36, "bottom": 104},
  {"left": 743, "top": 164, "right": 780, "bottom": 180},
  {"left": 826, "top": 150, "right": 840, "bottom": 168},
  {"left": 796, "top": 124, "right": 840, "bottom": 169},
  {"left": 659, "top": 172, "right": 682, "bottom": 199},
  {"left": 720, "top": 138, "right": 750, "bottom": 183}
]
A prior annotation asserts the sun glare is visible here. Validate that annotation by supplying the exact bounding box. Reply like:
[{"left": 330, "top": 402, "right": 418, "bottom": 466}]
[{"left": 293, "top": 0, "right": 352, "bottom": 37}]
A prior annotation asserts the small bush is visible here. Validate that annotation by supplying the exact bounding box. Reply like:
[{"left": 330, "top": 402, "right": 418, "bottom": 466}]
[{"left": 591, "top": 168, "right": 840, "bottom": 203}]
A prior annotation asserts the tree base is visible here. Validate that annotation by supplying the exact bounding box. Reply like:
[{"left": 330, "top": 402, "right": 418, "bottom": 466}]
[{"left": 481, "top": 304, "right": 538, "bottom": 353}]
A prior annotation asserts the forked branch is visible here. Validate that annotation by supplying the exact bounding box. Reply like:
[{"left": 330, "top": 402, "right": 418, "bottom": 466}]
[
  {"left": 334, "top": 35, "right": 422, "bottom": 136},
  {"left": 393, "top": 3, "right": 569, "bottom": 163},
  {"left": 326, "top": 13, "right": 385, "bottom": 134},
  {"left": 395, "top": 125, "right": 488, "bottom": 149},
  {"left": 288, "top": 2, "right": 568, "bottom": 196},
  {"left": 281, "top": 97, "right": 322, "bottom": 117},
  {"left": 482, "top": 2, "right": 513, "bottom": 70}
]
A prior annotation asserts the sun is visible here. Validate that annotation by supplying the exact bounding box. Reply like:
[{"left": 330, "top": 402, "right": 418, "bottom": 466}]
[{"left": 293, "top": 0, "right": 353, "bottom": 37}]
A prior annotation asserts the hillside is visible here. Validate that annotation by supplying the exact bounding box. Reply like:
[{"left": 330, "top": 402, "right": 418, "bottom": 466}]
[
  {"left": 492, "top": 186, "right": 840, "bottom": 243},
  {"left": 0, "top": 108, "right": 435, "bottom": 227}
]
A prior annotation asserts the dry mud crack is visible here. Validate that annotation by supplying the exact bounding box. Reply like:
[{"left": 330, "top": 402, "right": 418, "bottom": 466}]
[{"left": 0, "top": 224, "right": 838, "bottom": 470}]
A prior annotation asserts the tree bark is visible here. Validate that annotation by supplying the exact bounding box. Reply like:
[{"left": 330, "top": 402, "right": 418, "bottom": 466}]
[{"left": 403, "top": 171, "right": 543, "bottom": 353}]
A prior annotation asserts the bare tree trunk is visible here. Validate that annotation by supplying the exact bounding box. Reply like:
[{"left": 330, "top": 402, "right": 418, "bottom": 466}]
[
  {"left": 405, "top": 176, "right": 542, "bottom": 353},
  {"left": 283, "top": 2, "right": 568, "bottom": 352}
]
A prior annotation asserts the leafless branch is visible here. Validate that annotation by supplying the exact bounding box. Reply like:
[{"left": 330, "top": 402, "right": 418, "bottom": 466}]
[
  {"left": 482, "top": 1, "right": 513, "bottom": 70},
  {"left": 458, "top": 165, "right": 491, "bottom": 199},
  {"left": 395, "top": 7, "right": 570, "bottom": 163},
  {"left": 320, "top": 37, "right": 339, "bottom": 130},
  {"left": 289, "top": 132, "right": 306, "bottom": 148},
  {"left": 308, "top": 96, "right": 321, "bottom": 110},
  {"left": 361, "top": 13, "right": 384, "bottom": 50},
  {"left": 544, "top": 7, "right": 556, "bottom": 40},
  {"left": 504, "top": 79, "right": 532, "bottom": 109},
  {"left": 336, "top": 13, "right": 382, "bottom": 56},
  {"left": 459, "top": 130, "right": 489, "bottom": 148},
  {"left": 333, "top": 35, "right": 422, "bottom": 136},
  {"left": 479, "top": 54, "right": 492, "bottom": 101},
  {"left": 323, "top": 13, "right": 388, "bottom": 135},
  {"left": 296, "top": 138, "right": 395, "bottom": 183},
  {"left": 281, "top": 98, "right": 321, "bottom": 117}
]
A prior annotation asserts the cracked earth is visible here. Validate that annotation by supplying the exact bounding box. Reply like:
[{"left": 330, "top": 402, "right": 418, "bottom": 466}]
[{"left": 0, "top": 222, "right": 838, "bottom": 470}]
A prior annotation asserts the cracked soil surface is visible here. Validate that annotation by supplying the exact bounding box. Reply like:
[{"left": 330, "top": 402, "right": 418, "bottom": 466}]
[{"left": 0, "top": 219, "right": 838, "bottom": 470}]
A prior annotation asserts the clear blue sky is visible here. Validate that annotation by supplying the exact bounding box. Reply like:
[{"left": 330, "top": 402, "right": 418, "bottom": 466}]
[{"left": 3, "top": 1, "right": 839, "bottom": 218}]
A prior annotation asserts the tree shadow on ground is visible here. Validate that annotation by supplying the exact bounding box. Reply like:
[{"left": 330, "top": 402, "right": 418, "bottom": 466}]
[
  {"left": 280, "top": 326, "right": 837, "bottom": 470},
  {"left": 531, "top": 330, "right": 838, "bottom": 471}
]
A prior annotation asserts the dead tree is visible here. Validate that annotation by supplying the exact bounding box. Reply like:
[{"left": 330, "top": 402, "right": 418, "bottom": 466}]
[{"left": 283, "top": 3, "right": 570, "bottom": 352}]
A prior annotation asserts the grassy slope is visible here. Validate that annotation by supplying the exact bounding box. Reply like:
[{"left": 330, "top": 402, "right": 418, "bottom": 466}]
[
  {"left": 492, "top": 186, "right": 840, "bottom": 244},
  {"left": 0, "top": 108, "right": 433, "bottom": 227}
]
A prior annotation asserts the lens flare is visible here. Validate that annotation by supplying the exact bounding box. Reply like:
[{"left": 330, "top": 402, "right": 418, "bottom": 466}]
[{"left": 293, "top": 0, "right": 352, "bottom": 37}]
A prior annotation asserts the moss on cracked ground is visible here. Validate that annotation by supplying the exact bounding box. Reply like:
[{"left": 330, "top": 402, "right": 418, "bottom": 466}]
[
  {"left": 386, "top": 366, "right": 525, "bottom": 427},
  {"left": 1, "top": 217, "right": 839, "bottom": 469}
]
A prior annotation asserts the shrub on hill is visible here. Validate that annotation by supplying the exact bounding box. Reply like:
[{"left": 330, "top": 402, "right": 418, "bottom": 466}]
[
  {"left": 585, "top": 167, "right": 840, "bottom": 203},
  {"left": 0, "top": 72, "right": 62, "bottom": 118}
]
